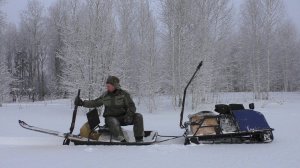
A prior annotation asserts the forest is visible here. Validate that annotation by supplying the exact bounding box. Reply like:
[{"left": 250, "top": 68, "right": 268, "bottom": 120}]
[{"left": 0, "top": 0, "right": 299, "bottom": 111}]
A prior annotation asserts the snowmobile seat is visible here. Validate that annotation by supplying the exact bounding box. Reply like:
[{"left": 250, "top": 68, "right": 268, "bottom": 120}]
[
  {"left": 215, "top": 104, "right": 230, "bottom": 114},
  {"left": 86, "top": 108, "right": 100, "bottom": 130},
  {"left": 229, "top": 104, "right": 245, "bottom": 111},
  {"left": 232, "top": 110, "right": 271, "bottom": 132}
]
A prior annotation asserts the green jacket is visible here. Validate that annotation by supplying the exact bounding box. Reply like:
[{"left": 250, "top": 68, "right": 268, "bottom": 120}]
[{"left": 83, "top": 89, "right": 136, "bottom": 118}]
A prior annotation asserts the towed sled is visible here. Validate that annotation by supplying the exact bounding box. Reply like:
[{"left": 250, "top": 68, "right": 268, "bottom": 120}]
[
  {"left": 19, "top": 120, "right": 158, "bottom": 146},
  {"left": 19, "top": 107, "right": 158, "bottom": 146},
  {"left": 180, "top": 61, "right": 274, "bottom": 145}
]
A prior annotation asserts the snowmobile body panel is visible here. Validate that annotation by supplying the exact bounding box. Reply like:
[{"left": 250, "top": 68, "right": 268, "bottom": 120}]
[{"left": 232, "top": 110, "right": 271, "bottom": 131}]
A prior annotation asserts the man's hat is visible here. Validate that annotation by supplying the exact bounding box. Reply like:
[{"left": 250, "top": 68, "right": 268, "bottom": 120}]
[{"left": 106, "top": 76, "right": 121, "bottom": 88}]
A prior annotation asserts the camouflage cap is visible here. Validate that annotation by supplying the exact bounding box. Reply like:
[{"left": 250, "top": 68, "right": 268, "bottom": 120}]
[{"left": 106, "top": 76, "right": 121, "bottom": 88}]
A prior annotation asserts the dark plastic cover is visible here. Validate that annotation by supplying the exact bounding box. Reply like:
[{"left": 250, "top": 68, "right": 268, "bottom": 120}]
[
  {"left": 232, "top": 110, "right": 271, "bottom": 132},
  {"left": 215, "top": 104, "right": 230, "bottom": 114},
  {"left": 86, "top": 108, "right": 100, "bottom": 130},
  {"left": 229, "top": 104, "right": 245, "bottom": 111}
]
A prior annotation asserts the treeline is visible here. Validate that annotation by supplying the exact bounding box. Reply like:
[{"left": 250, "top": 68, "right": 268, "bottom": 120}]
[{"left": 0, "top": 0, "right": 299, "bottom": 110}]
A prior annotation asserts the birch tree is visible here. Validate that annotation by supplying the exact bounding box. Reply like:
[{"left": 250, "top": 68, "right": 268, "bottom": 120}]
[
  {"left": 193, "top": 0, "right": 233, "bottom": 106},
  {"left": 239, "top": 0, "right": 285, "bottom": 99},
  {"left": 113, "top": 0, "right": 139, "bottom": 94},
  {"left": 0, "top": 0, "right": 4, "bottom": 29},
  {"left": 162, "top": 0, "right": 194, "bottom": 106},
  {"left": 59, "top": 0, "right": 116, "bottom": 99},
  {"left": 46, "top": 0, "right": 69, "bottom": 97},
  {"left": 0, "top": 59, "right": 12, "bottom": 105},
  {"left": 162, "top": 0, "right": 233, "bottom": 108},
  {"left": 0, "top": 0, "right": 13, "bottom": 105},
  {"left": 137, "top": 0, "right": 158, "bottom": 112},
  {"left": 20, "top": 0, "right": 47, "bottom": 100},
  {"left": 274, "top": 20, "right": 299, "bottom": 91},
  {"left": 262, "top": 0, "right": 284, "bottom": 98}
]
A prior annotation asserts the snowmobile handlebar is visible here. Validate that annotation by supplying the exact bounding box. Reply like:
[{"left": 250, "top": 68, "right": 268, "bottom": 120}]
[
  {"left": 180, "top": 61, "right": 203, "bottom": 128},
  {"left": 197, "top": 61, "right": 203, "bottom": 70}
]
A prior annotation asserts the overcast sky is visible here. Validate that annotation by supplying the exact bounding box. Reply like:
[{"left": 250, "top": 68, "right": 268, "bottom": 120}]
[{"left": 1, "top": 0, "right": 300, "bottom": 32}]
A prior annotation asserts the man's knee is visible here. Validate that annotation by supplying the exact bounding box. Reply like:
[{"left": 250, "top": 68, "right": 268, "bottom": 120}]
[
  {"left": 133, "top": 113, "right": 143, "bottom": 123},
  {"left": 105, "top": 117, "right": 120, "bottom": 126},
  {"left": 105, "top": 117, "right": 124, "bottom": 139}
]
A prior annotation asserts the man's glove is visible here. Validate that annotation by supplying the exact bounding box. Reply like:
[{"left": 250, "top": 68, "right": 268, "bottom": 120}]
[
  {"left": 124, "top": 114, "right": 133, "bottom": 125},
  {"left": 74, "top": 96, "right": 83, "bottom": 106}
]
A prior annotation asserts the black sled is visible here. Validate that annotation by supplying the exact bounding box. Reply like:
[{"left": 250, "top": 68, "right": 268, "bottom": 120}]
[{"left": 19, "top": 119, "right": 158, "bottom": 146}]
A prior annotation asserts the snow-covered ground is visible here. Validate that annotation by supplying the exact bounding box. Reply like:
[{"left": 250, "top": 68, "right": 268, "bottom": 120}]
[{"left": 0, "top": 93, "right": 300, "bottom": 168}]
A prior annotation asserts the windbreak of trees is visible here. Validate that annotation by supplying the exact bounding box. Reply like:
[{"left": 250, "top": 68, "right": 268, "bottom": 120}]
[{"left": 0, "top": 0, "right": 299, "bottom": 111}]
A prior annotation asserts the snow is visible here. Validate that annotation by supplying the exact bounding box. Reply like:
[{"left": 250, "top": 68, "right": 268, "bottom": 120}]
[{"left": 1, "top": 93, "right": 300, "bottom": 168}]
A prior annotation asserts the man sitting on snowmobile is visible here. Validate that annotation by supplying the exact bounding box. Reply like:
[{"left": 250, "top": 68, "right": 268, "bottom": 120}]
[{"left": 74, "top": 76, "right": 144, "bottom": 142}]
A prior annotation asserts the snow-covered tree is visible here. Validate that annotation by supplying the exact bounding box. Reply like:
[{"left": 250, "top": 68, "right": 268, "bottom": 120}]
[
  {"left": 162, "top": 0, "right": 233, "bottom": 108},
  {"left": 0, "top": 0, "right": 13, "bottom": 105},
  {"left": 136, "top": 0, "right": 158, "bottom": 112},
  {"left": 273, "top": 20, "right": 299, "bottom": 92},
  {"left": 113, "top": 0, "right": 139, "bottom": 93},
  {"left": 45, "top": 0, "right": 69, "bottom": 98},
  {"left": 0, "top": 59, "right": 12, "bottom": 105},
  {"left": 18, "top": 0, "right": 47, "bottom": 100},
  {"left": 0, "top": 0, "right": 4, "bottom": 28},
  {"left": 161, "top": 0, "right": 191, "bottom": 106},
  {"left": 59, "top": 0, "right": 116, "bottom": 99},
  {"left": 238, "top": 0, "right": 285, "bottom": 99},
  {"left": 262, "top": 0, "right": 284, "bottom": 95}
]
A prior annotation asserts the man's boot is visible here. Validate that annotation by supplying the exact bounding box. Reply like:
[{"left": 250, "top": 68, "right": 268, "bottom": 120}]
[{"left": 135, "top": 136, "right": 143, "bottom": 142}]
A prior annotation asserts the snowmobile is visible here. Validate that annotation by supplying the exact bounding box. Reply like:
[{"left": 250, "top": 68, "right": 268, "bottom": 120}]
[
  {"left": 179, "top": 62, "right": 274, "bottom": 145},
  {"left": 181, "top": 104, "right": 274, "bottom": 145}
]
